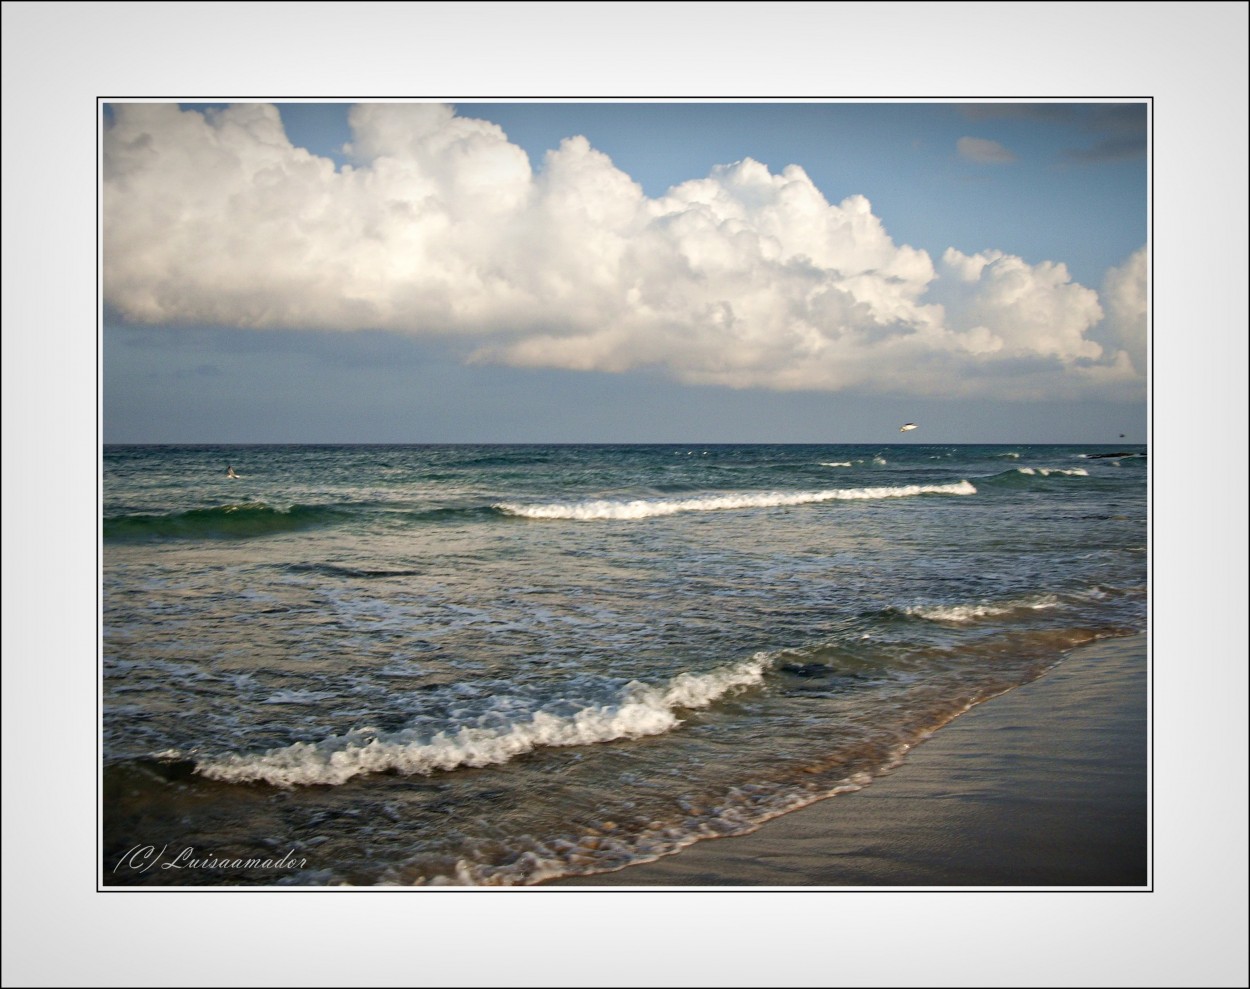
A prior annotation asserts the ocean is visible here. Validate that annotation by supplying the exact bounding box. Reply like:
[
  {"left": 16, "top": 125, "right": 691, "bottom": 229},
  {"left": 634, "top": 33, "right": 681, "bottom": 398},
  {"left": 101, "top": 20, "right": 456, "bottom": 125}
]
[{"left": 101, "top": 443, "right": 1147, "bottom": 886}]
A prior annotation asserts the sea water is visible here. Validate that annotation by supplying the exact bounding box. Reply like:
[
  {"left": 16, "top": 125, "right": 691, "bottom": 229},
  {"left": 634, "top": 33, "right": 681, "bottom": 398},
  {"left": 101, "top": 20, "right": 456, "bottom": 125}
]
[{"left": 102, "top": 443, "right": 1146, "bottom": 885}]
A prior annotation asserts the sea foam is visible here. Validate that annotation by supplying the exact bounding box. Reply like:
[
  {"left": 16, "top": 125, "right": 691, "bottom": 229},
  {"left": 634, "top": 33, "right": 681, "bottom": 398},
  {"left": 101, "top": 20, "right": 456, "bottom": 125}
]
[
  {"left": 905, "top": 594, "right": 1062, "bottom": 623},
  {"left": 496, "top": 481, "right": 976, "bottom": 521},
  {"left": 194, "top": 655, "right": 774, "bottom": 787},
  {"left": 1014, "top": 467, "right": 1088, "bottom": 477}
]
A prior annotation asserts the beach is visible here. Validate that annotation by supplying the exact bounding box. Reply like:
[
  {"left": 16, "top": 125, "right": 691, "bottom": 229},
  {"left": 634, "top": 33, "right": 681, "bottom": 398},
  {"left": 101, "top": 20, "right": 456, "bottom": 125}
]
[{"left": 550, "top": 632, "right": 1147, "bottom": 887}]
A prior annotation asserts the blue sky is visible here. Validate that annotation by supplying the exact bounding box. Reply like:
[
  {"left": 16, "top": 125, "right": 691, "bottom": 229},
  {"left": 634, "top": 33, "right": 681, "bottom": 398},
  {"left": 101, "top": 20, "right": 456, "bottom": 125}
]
[{"left": 103, "top": 100, "right": 1148, "bottom": 443}]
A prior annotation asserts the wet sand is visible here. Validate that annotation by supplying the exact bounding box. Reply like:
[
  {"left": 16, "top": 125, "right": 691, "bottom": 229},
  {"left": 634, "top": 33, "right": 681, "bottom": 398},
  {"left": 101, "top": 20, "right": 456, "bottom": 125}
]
[{"left": 550, "top": 633, "right": 1147, "bottom": 887}]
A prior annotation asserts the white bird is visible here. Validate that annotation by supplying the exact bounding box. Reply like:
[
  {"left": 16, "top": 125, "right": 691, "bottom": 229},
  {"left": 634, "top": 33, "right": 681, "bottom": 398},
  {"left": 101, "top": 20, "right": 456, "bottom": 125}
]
[{"left": 899, "top": 423, "right": 918, "bottom": 432}]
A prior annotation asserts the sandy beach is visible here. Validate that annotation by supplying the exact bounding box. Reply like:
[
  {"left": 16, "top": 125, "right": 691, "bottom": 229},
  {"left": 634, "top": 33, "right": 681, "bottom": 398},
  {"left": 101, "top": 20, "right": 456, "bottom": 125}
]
[{"left": 549, "top": 632, "right": 1147, "bottom": 887}]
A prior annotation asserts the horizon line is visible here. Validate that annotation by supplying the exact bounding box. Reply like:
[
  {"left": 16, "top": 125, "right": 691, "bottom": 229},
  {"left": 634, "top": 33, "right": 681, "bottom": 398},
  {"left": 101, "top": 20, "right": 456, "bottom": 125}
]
[{"left": 101, "top": 439, "right": 1146, "bottom": 447}]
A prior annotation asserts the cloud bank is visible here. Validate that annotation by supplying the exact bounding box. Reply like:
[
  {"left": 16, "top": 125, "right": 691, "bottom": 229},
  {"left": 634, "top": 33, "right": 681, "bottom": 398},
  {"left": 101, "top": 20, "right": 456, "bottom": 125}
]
[{"left": 103, "top": 103, "right": 1145, "bottom": 400}]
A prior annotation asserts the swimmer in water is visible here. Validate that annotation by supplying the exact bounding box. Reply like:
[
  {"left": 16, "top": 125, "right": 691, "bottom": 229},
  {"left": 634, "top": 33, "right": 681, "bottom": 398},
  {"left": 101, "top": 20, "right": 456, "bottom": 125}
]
[{"left": 226, "top": 465, "right": 238, "bottom": 479}]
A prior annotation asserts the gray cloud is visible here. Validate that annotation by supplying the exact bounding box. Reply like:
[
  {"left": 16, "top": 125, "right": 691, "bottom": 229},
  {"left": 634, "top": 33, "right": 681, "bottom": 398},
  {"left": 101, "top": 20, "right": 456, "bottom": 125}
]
[
  {"left": 960, "top": 102, "right": 1146, "bottom": 163},
  {"left": 1063, "top": 135, "right": 1148, "bottom": 163},
  {"left": 956, "top": 136, "right": 1017, "bottom": 164},
  {"left": 958, "top": 103, "right": 1080, "bottom": 124}
]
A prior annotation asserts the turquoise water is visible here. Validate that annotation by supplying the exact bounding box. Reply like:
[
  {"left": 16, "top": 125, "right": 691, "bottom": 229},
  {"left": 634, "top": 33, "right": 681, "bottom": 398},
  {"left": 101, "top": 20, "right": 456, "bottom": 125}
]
[{"left": 102, "top": 443, "right": 1146, "bottom": 885}]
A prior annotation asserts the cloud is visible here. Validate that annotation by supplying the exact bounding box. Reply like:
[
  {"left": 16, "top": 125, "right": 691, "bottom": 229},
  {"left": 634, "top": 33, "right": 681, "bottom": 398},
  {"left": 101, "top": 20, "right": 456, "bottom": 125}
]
[
  {"left": 1098, "top": 247, "right": 1148, "bottom": 374},
  {"left": 1062, "top": 135, "right": 1147, "bottom": 164},
  {"left": 103, "top": 103, "right": 1144, "bottom": 400},
  {"left": 959, "top": 103, "right": 1076, "bottom": 124},
  {"left": 1063, "top": 104, "right": 1147, "bottom": 163},
  {"left": 960, "top": 102, "right": 1146, "bottom": 163},
  {"left": 935, "top": 248, "right": 1103, "bottom": 361},
  {"left": 956, "top": 136, "right": 1017, "bottom": 164}
]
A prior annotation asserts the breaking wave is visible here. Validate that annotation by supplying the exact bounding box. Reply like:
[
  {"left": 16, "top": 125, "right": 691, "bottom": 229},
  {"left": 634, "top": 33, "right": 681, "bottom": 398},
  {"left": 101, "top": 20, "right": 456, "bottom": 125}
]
[
  {"left": 495, "top": 481, "right": 977, "bottom": 520},
  {"left": 1013, "top": 466, "right": 1088, "bottom": 477},
  {"left": 193, "top": 655, "right": 774, "bottom": 787},
  {"left": 904, "top": 594, "right": 1063, "bottom": 623}
]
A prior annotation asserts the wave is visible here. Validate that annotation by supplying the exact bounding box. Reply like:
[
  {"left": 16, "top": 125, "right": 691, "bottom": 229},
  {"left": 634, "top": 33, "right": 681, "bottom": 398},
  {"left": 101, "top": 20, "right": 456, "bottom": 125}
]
[
  {"left": 820, "top": 462, "right": 853, "bottom": 468},
  {"left": 103, "top": 502, "right": 348, "bottom": 541},
  {"left": 1013, "top": 466, "right": 1088, "bottom": 477},
  {"left": 904, "top": 594, "right": 1062, "bottom": 623},
  {"left": 415, "top": 623, "right": 1136, "bottom": 885},
  {"left": 495, "top": 481, "right": 976, "bottom": 521},
  {"left": 193, "top": 655, "right": 774, "bottom": 787},
  {"left": 977, "top": 466, "right": 1089, "bottom": 487}
]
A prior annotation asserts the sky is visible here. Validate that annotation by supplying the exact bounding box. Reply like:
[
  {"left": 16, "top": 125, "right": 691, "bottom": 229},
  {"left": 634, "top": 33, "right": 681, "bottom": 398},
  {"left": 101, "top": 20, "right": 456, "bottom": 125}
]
[{"left": 103, "top": 101, "right": 1147, "bottom": 444}]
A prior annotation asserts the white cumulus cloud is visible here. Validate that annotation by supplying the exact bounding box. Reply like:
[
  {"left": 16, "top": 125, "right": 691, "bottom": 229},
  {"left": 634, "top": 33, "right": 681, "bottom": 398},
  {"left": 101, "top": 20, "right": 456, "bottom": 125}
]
[
  {"left": 935, "top": 248, "right": 1104, "bottom": 361},
  {"left": 103, "top": 102, "right": 1143, "bottom": 400},
  {"left": 1099, "top": 246, "right": 1148, "bottom": 375}
]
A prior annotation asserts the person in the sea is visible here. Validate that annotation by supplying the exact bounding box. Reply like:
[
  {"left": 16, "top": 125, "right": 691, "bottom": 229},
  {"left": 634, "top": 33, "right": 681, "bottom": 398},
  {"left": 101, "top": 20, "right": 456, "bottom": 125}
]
[{"left": 226, "top": 465, "right": 238, "bottom": 478}]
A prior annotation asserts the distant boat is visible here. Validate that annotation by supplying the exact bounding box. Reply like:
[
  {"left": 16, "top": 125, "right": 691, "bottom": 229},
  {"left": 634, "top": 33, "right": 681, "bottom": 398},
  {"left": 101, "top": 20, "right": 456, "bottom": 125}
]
[{"left": 899, "top": 423, "right": 918, "bottom": 432}]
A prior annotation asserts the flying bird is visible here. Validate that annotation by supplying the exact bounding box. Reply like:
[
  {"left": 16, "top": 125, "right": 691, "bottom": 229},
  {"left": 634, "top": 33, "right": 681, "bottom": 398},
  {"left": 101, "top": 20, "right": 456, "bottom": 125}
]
[{"left": 899, "top": 423, "right": 918, "bottom": 432}]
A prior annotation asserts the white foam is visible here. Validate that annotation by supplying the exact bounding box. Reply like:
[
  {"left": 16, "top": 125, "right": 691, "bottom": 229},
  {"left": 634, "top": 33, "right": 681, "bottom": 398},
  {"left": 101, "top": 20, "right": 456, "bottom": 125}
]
[
  {"left": 906, "top": 594, "right": 1062, "bottom": 623},
  {"left": 195, "top": 655, "right": 774, "bottom": 787},
  {"left": 820, "top": 462, "right": 853, "bottom": 468},
  {"left": 496, "top": 481, "right": 976, "bottom": 520},
  {"left": 1014, "top": 466, "right": 1088, "bottom": 477},
  {"left": 416, "top": 757, "right": 903, "bottom": 885}
]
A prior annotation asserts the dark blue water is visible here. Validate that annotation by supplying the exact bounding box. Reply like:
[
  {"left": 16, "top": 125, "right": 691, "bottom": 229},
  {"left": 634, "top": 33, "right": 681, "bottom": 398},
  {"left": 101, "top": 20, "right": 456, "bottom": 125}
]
[{"left": 102, "top": 444, "right": 1146, "bottom": 884}]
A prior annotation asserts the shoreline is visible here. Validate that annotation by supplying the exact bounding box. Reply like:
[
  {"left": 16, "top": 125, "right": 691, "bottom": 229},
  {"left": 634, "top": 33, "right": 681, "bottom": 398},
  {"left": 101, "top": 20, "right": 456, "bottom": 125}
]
[{"left": 547, "top": 632, "right": 1147, "bottom": 887}]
